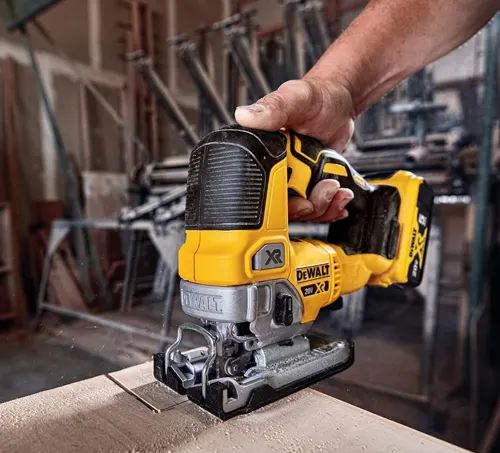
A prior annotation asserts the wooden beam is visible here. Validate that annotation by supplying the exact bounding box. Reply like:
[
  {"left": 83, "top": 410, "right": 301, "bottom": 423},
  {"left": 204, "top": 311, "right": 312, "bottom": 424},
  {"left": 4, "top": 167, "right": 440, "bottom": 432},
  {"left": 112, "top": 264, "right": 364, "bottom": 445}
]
[
  {"left": 126, "top": 31, "right": 138, "bottom": 168},
  {"left": 0, "top": 39, "right": 125, "bottom": 88},
  {"left": 38, "top": 66, "right": 58, "bottom": 200},
  {"left": 0, "top": 362, "right": 470, "bottom": 453},
  {"left": 88, "top": 0, "right": 102, "bottom": 70},
  {"left": 2, "top": 59, "right": 28, "bottom": 327},
  {"left": 145, "top": 4, "right": 159, "bottom": 161},
  {"left": 79, "top": 84, "right": 92, "bottom": 171}
]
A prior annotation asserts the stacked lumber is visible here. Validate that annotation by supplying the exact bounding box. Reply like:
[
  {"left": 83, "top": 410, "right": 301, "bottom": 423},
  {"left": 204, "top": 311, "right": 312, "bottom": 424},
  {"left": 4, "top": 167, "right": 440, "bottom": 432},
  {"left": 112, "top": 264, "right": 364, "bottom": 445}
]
[{"left": 30, "top": 228, "right": 89, "bottom": 313}]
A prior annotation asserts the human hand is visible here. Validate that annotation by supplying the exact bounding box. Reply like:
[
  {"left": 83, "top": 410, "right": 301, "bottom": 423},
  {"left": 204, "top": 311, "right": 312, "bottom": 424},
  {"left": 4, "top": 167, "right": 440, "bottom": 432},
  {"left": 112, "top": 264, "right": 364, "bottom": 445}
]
[{"left": 235, "top": 77, "right": 355, "bottom": 222}]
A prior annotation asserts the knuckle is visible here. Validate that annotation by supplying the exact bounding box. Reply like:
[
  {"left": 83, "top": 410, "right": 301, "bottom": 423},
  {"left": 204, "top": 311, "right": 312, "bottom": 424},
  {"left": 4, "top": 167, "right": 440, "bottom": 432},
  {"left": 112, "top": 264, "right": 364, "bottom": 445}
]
[
  {"left": 260, "top": 91, "right": 287, "bottom": 111},
  {"left": 281, "top": 79, "right": 316, "bottom": 103}
]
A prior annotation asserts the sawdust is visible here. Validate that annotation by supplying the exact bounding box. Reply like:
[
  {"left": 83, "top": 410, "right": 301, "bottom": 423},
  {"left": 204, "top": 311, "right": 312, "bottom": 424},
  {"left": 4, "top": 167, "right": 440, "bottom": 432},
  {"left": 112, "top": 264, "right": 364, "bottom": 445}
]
[{"left": 1, "top": 363, "right": 469, "bottom": 453}]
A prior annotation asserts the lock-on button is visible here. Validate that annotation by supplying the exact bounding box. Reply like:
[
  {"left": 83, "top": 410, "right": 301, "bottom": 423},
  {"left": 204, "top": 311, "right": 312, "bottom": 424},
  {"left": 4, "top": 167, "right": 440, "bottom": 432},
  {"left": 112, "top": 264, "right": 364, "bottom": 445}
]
[{"left": 274, "top": 293, "right": 293, "bottom": 326}]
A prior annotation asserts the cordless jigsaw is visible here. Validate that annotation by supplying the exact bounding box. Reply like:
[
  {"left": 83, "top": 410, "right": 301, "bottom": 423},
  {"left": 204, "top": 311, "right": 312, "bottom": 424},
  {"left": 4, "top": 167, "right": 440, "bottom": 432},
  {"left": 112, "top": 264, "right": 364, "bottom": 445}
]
[{"left": 154, "top": 125, "right": 433, "bottom": 420}]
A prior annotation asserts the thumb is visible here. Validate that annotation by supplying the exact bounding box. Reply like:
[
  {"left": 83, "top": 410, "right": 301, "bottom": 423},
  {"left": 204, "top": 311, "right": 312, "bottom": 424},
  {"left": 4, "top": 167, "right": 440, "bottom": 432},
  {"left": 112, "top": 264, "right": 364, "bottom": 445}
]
[{"left": 235, "top": 80, "right": 320, "bottom": 131}]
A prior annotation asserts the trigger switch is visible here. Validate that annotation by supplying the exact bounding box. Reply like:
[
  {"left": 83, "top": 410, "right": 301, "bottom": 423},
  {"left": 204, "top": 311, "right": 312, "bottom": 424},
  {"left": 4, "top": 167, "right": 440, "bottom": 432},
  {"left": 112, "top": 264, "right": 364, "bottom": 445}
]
[{"left": 274, "top": 294, "right": 293, "bottom": 327}]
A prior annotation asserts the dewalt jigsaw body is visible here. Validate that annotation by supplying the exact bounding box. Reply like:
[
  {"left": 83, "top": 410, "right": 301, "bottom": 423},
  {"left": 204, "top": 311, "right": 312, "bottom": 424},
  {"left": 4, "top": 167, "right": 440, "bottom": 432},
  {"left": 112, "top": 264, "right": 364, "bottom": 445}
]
[{"left": 154, "top": 124, "right": 433, "bottom": 420}]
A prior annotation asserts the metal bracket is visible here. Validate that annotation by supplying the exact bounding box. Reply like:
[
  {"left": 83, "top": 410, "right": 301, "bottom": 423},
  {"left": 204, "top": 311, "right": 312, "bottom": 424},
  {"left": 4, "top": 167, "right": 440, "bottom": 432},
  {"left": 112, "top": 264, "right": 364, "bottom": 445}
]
[
  {"left": 169, "top": 35, "right": 233, "bottom": 126},
  {"left": 214, "top": 15, "right": 270, "bottom": 101},
  {"left": 127, "top": 50, "right": 199, "bottom": 151},
  {"left": 165, "top": 322, "right": 218, "bottom": 399}
]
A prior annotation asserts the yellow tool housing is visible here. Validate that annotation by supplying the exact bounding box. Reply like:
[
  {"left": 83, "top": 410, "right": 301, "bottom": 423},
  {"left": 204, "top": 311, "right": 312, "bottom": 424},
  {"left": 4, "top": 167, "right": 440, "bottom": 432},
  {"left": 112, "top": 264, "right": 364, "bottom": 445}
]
[{"left": 179, "top": 126, "right": 433, "bottom": 324}]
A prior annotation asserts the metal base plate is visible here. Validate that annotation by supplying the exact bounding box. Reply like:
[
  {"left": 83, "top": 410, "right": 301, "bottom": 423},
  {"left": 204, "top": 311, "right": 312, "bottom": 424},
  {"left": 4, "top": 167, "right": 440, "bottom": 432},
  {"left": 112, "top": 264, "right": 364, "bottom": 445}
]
[{"left": 154, "top": 338, "right": 355, "bottom": 420}]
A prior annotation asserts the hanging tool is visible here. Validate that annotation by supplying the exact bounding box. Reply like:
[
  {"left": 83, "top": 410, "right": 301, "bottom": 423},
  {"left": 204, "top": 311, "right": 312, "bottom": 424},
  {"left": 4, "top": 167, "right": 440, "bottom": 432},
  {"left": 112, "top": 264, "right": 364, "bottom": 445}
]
[
  {"left": 260, "top": 33, "right": 288, "bottom": 91},
  {"left": 131, "top": 155, "right": 190, "bottom": 195},
  {"left": 154, "top": 124, "right": 433, "bottom": 420},
  {"left": 33, "top": 19, "right": 151, "bottom": 162},
  {"left": 127, "top": 50, "right": 199, "bottom": 152},
  {"left": 298, "top": 0, "right": 331, "bottom": 64},
  {"left": 196, "top": 26, "right": 215, "bottom": 136},
  {"left": 119, "top": 186, "right": 186, "bottom": 223},
  {"left": 390, "top": 69, "right": 447, "bottom": 146},
  {"left": 283, "top": 0, "right": 303, "bottom": 79},
  {"left": 21, "top": 27, "right": 111, "bottom": 308},
  {"left": 214, "top": 13, "right": 271, "bottom": 102},
  {"left": 169, "top": 34, "right": 233, "bottom": 126},
  {"left": 225, "top": 49, "right": 240, "bottom": 116}
]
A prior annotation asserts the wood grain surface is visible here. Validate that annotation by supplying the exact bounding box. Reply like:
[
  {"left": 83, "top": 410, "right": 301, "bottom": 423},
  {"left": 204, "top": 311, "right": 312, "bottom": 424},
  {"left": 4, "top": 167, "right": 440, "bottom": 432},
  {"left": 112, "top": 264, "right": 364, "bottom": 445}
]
[{"left": 1, "top": 362, "right": 470, "bottom": 453}]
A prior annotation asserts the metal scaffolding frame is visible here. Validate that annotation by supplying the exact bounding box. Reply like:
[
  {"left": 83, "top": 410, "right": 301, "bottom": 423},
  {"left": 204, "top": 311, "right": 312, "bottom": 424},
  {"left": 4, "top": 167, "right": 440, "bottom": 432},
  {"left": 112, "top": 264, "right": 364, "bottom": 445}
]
[{"left": 35, "top": 218, "right": 188, "bottom": 351}]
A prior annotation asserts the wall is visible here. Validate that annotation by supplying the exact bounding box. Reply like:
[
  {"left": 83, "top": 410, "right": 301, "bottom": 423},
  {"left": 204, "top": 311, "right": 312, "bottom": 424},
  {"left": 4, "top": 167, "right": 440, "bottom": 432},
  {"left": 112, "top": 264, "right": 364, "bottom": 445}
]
[
  {"left": 432, "top": 33, "right": 485, "bottom": 85},
  {"left": 242, "top": 0, "right": 485, "bottom": 84},
  {"left": 170, "top": 0, "right": 227, "bottom": 97},
  {"left": 0, "top": 62, "right": 45, "bottom": 233},
  {"left": 240, "top": 0, "right": 484, "bottom": 128},
  {"left": 0, "top": 0, "right": 489, "bottom": 207},
  {"left": 0, "top": 1, "right": 126, "bottom": 208},
  {"left": 0, "top": 0, "right": 229, "bottom": 211},
  {"left": 0, "top": 0, "right": 91, "bottom": 64},
  {"left": 243, "top": 0, "right": 282, "bottom": 32},
  {"left": 164, "top": 0, "right": 231, "bottom": 154}
]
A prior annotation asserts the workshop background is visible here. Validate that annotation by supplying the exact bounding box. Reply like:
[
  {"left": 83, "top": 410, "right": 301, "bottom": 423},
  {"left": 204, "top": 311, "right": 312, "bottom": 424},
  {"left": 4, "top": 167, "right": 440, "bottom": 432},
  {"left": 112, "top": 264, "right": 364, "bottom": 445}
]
[{"left": 0, "top": 0, "right": 499, "bottom": 452}]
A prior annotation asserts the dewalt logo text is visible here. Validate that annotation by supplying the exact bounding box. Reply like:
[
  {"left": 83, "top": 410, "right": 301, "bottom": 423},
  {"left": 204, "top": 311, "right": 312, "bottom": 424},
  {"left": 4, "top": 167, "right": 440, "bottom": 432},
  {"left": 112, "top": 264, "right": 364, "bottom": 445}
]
[
  {"left": 296, "top": 264, "right": 330, "bottom": 283},
  {"left": 409, "top": 228, "right": 417, "bottom": 258},
  {"left": 181, "top": 291, "right": 223, "bottom": 313}
]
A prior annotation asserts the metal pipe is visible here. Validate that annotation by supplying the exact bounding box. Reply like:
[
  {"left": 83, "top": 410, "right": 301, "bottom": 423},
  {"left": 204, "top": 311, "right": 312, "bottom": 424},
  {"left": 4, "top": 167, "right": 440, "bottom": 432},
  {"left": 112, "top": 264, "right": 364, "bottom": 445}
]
[
  {"left": 22, "top": 28, "right": 111, "bottom": 308},
  {"left": 213, "top": 12, "right": 270, "bottom": 102},
  {"left": 434, "top": 195, "right": 471, "bottom": 205},
  {"left": 170, "top": 36, "right": 233, "bottom": 125},
  {"left": 196, "top": 26, "right": 215, "bottom": 136},
  {"left": 119, "top": 186, "right": 187, "bottom": 222},
  {"left": 467, "top": 15, "right": 499, "bottom": 447},
  {"left": 128, "top": 50, "right": 199, "bottom": 151},
  {"left": 298, "top": 1, "right": 329, "bottom": 63},
  {"left": 149, "top": 170, "right": 188, "bottom": 182},
  {"left": 212, "top": 13, "right": 269, "bottom": 100},
  {"left": 35, "top": 219, "right": 196, "bottom": 350},
  {"left": 309, "top": 0, "right": 331, "bottom": 54},
  {"left": 479, "top": 399, "right": 500, "bottom": 453},
  {"left": 51, "top": 218, "right": 154, "bottom": 230},
  {"left": 33, "top": 19, "right": 151, "bottom": 160},
  {"left": 283, "top": 0, "right": 301, "bottom": 80},
  {"left": 40, "top": 303, "right": 187, "bottom": 345},
  {"left": 159, "top": 262, "right": 179, "bottom": 351},
  {"left": 466, "top": 14, "right": 499, "bottom": 372},
  {"left": 419, "top": 224, "right": 443, "bottom": 396},
  {"left": 120, "top": 231, "right": 139, "bottom": 312},
  {"left": 224, "top": 27, "right": 271, "bottom": 100}
]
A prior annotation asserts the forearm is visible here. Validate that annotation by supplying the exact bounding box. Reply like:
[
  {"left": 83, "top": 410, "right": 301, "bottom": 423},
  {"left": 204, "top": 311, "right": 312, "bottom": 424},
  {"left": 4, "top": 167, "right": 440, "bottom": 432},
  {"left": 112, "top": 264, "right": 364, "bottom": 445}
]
[{"left": 306, "top": 0, "right": 499, "bottom": 116}]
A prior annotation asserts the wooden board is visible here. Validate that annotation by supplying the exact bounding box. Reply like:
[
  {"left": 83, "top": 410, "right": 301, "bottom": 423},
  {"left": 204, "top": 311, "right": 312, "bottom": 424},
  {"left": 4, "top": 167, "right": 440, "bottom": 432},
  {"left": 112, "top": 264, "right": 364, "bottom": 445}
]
[{"left": 1, "top": 362, "right": 470, "bottom": 453}]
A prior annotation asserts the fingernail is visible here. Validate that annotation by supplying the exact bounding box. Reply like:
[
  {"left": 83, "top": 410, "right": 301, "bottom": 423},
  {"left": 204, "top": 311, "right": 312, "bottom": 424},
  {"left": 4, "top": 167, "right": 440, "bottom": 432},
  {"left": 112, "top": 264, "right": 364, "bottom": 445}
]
[
  {"left": 236, "top": 103, "right": 266, "bottom": 114},
  {"left": 338, "top": 194, "right": 354, "bottom": 210}
]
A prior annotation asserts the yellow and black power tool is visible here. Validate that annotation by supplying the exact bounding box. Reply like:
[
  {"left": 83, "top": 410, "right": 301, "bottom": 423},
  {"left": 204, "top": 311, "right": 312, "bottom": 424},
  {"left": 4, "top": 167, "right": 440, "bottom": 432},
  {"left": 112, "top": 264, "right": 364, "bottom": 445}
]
[{"left": 154, "top": 124, "right": 433, "bottom": 420}]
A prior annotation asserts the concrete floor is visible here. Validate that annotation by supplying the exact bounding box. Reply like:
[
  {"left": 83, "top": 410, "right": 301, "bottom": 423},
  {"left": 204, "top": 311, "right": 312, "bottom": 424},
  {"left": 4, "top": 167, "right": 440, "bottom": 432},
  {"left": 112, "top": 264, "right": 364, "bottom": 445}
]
[{"left": 0, "top": 336, "right": 120, "bottom": 403}]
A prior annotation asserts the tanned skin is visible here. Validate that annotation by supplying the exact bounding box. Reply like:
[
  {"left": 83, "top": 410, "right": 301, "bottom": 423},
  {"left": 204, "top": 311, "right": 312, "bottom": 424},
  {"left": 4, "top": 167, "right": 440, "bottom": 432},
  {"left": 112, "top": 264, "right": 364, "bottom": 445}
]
[{"left": 236, "top": 0, "right": 499, "bottom": 223}]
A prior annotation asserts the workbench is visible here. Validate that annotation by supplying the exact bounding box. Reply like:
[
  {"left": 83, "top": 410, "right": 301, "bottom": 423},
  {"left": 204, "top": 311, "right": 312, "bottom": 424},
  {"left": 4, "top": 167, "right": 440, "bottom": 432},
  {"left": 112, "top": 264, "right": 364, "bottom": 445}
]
[{"left": 1, "top": 362, "right": 469, "bottom": 453}]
